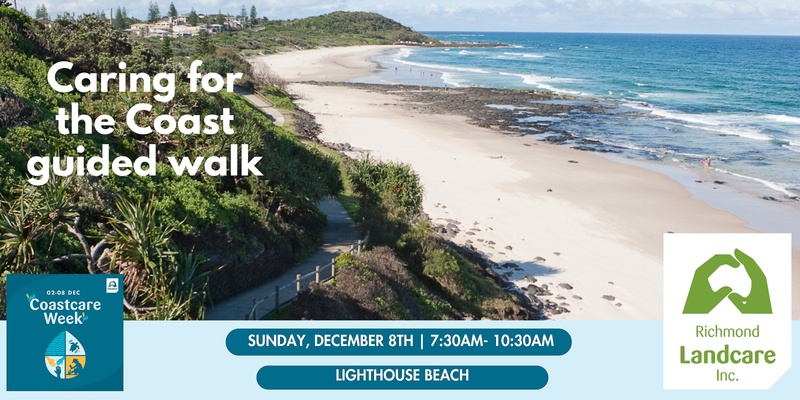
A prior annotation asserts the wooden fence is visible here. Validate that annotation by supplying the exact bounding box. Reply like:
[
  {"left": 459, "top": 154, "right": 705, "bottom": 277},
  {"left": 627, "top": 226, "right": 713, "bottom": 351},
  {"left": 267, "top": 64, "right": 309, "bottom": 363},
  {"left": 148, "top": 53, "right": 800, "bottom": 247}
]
[{"left": 246, "top": 235, "right": 368, "bottom": 320}]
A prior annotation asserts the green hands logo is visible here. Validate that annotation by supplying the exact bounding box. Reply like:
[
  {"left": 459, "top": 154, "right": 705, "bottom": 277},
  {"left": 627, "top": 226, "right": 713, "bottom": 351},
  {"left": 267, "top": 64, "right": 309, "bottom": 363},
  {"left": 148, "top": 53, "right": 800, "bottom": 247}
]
[{"left": 683, "top": 249, "right": 772, "bottom": 314}]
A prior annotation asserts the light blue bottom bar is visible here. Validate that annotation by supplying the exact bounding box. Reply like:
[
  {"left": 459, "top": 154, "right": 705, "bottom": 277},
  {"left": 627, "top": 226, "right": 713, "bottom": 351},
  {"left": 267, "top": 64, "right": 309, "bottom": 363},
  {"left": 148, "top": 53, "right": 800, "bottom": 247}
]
[{"left": 0, "top": 321, "right": 797, "bottom": 399}]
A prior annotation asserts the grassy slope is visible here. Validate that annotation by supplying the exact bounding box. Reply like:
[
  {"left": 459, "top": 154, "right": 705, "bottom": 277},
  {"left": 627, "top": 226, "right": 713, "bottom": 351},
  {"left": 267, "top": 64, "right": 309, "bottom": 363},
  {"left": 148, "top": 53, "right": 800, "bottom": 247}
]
[{"left": 0, "top": 9, "right": 342, "bottom": 310}]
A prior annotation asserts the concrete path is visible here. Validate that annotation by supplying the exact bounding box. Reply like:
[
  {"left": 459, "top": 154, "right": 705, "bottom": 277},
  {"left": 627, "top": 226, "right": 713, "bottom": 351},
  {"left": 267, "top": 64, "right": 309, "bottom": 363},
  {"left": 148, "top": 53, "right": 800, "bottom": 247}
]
[
  {"left": 234, "top": 86, "right": 286, "bottom": 127},
  {"left": 205, "top": 199, "right": 360, "bottom": 320}
]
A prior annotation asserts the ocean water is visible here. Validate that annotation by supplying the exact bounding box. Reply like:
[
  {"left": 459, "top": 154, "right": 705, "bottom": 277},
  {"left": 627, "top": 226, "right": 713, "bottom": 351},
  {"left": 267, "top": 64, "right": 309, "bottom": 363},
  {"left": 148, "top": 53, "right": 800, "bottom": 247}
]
[{"left": 355, "top": 32, "right": 800, "bottom": 197}]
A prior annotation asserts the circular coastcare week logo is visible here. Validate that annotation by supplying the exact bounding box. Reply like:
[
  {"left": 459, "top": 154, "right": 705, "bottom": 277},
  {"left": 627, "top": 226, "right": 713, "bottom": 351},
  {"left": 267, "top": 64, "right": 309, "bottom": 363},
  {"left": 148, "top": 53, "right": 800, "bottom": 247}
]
[{"left": 44, "top": 331, "right": 87, "bottom": 380}]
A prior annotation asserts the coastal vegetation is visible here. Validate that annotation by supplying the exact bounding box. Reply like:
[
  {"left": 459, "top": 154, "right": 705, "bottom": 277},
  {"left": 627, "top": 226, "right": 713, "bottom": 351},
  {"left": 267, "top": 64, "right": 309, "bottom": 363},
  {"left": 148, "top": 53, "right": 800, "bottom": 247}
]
[
  {"left": 0, "top": 6, "right": 530, "bottom": 320},
  {"left": 156, "top": 11, "right": 438, "bottom": 57},
  {"left": 0, "top": 8, "right": 341, "bottom": 319},
  {"left": 225, "top": 11, "right": 438, "bottom": 52},
  {"left": 284, "top": 137, "right": 530, "bottom": 320}
]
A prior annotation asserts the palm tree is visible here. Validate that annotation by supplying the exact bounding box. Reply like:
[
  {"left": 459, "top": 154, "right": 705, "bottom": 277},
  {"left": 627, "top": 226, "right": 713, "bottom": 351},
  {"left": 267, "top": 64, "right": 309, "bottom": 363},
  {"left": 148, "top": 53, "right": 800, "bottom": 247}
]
[{"left": 0, "top": 179, "right": 219, "bottom": 319}]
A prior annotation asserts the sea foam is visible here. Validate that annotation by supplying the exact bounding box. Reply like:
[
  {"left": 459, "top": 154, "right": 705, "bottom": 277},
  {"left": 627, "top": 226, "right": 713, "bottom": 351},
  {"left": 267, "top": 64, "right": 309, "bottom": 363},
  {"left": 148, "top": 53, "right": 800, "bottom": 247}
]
[
  {"left": 764, "top": 114, "right": 800, "bottom": 125},
  {"left": 624, "top": 103, "right": 774, "bottom": 142},
  {"left": 391, "top": 57, "right": 491, "bottom": 74},
  {"left": 498, "top": 72, "right": 581, "bottom": 95},
  {"left": 503, "top": 52, "right": 545, "bottom": 58}
]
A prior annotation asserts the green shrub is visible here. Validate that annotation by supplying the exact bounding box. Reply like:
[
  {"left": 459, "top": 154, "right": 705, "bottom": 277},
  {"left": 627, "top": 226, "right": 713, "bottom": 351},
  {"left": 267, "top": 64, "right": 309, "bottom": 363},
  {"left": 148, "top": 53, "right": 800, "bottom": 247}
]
[
  {"left": 335, "top": 252, "right": 358, "bottom": 269},
  {"left": 348, "top": 157, "right": 422, "bottom": 218},
  {"left": 264, "top": 86, "right": 295, "bottom": 110},
  {"left": 200, "top": 56, "right": 235, "bottom": 75},
  {"left": 422, "top": 248, "right": 460, "bottom": 278}
]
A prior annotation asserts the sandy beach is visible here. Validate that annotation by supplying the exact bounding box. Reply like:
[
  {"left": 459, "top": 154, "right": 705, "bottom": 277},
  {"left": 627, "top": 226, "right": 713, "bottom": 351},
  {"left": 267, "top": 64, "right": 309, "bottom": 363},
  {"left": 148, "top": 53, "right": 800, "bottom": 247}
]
[
  {"left": 259, "top": 46, "right": 400, "bottom": 83},
  {"left": 255, "top": 47, "right": 800, "bottom": 319}
]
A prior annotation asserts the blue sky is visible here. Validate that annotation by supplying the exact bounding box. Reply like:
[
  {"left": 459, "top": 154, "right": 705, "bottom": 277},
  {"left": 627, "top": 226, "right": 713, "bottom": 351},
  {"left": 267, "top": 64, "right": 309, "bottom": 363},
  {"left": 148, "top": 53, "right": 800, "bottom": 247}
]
[{"left": 16, "top": 0, "right": 800, "bottom": 35}]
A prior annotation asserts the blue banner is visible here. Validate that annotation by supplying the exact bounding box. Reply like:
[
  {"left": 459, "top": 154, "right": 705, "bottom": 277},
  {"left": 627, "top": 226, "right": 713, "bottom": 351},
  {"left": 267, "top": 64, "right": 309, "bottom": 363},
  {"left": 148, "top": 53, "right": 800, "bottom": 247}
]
[
  {"left": 256, "top": 365, "right": 548, "bottom": 390},
  {"left": 226, "top": 328, "right": 571, "bottom": 356}
]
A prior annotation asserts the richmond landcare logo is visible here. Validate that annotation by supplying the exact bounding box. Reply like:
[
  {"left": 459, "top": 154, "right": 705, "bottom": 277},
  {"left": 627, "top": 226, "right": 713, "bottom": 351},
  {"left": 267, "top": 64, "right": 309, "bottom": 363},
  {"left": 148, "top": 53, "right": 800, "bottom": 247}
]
[
  {"left": 664, "top": 234, "right": 791, "bottom": 390},
  {"left": 683, "top": 249, "right": 772, "bottom": 315}
]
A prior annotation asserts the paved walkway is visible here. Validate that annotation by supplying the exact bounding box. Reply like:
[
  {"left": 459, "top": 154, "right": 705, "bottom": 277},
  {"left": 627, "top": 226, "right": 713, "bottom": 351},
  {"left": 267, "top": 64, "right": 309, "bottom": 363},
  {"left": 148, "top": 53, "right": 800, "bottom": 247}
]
[
  {"left": 205, "top": 199, "right": 360, "bottom": 320},
  {"left": 205, "top": 88, "right": 356, "bottom": 320},
  {"left": 234, "top": 86, "right": 286, "bottom": 127}
]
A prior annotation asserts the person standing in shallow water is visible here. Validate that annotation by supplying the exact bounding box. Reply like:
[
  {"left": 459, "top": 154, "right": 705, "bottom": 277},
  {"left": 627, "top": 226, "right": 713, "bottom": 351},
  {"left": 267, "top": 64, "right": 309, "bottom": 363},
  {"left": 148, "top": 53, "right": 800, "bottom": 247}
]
[{"left": 702, "top": 157, "right": 711, "bottom": 169}]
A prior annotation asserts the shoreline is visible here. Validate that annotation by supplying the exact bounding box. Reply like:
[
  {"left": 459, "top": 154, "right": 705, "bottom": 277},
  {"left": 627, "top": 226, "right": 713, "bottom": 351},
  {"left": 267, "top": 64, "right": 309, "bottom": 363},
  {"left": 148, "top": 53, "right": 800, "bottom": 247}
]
[
  {"left": 360, "top": 46, "right": 800, "bottom": 202},
  {"left": 606, "top": 155, "right": 800, "bottom": 251},
  {"left": 298, "top": 80, "right": 800, "bottom": 210},
  {"left": 254, "top": 46, "right": 400, "bottom": 83},
  {"left": 257, "top": 46, "right": 800, "bottom": 319}
]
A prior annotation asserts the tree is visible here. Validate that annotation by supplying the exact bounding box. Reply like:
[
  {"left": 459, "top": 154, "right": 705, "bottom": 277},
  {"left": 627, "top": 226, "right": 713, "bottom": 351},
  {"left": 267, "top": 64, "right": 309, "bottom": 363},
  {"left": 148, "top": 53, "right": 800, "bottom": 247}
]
[
  {"left": 43, "top": 14, "right": 133, "bottom": 73},
  {"left": 187, "top": 8, "right": 198, "bottom": 26},
  {"left": 0, "top": 180, "right": 80, "bottom": 274},
  {"left": 34, "top": 3, "right": 48, "bottom": 19},
  {"left": 214, "top": 10, "right": 225, "bottom": 25},
  {"left": 114, "top": 7, "right": 124, "bottom": 29},
  {"left": 194, "top": 28, "right": 213, "bottom": 56},
  {"left": 168, "top": 2, "right": 177, "bottom": 18},
  {"left": 160, "top": 36, "right": 173, "bottom": 60},
  {"left": 240, "top": 5, "right": 247, "bottom": 20},
  {"left": 0, "top": 181, "right": 216, "bottom": 319},
  {"left": 147, "top": 1, "right": 160, "bottom": 23},
  {"left": 21, "top": 7, "right": 29, "bottom": 15},
  {"left": 112, "top": 7, "right": 131, "bottom": 29},
  {"left": 0, "top": 1, "right": 12, "bottom": 8},
  {"left": 250, "top": 5, "right": 257, "bottom": 23}
]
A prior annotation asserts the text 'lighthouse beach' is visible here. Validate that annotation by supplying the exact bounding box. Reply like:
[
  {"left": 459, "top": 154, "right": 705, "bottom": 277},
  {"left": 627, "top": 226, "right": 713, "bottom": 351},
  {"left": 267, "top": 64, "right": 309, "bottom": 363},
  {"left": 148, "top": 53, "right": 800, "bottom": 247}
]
[{"left": 259, "top": 38, "right": 800, "bottom": 320}]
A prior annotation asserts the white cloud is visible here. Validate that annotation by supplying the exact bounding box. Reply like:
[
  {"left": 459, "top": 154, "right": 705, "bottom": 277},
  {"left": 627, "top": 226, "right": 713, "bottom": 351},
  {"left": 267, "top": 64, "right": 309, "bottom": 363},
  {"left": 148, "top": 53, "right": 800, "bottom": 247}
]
[
  {"left": 11, "top": 0, "right": 800, "bottom": 35},
  {"left": 362, "top": 0, "right": 800, "bottom": 34}
]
